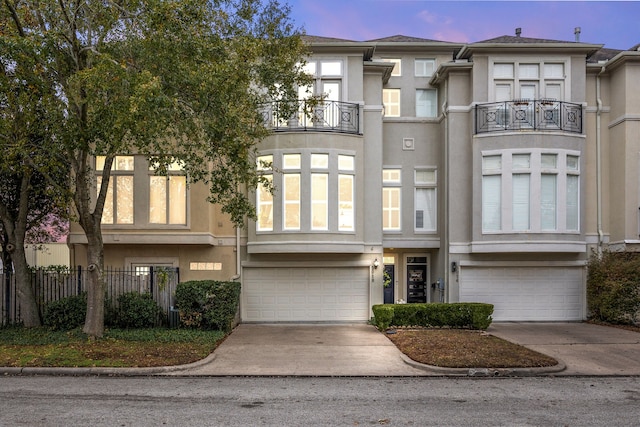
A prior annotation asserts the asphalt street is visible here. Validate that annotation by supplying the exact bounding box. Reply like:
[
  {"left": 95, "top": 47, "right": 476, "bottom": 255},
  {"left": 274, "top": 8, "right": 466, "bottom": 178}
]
[{"left": 1, "top": 376, "right": 639, "bottom": 426}]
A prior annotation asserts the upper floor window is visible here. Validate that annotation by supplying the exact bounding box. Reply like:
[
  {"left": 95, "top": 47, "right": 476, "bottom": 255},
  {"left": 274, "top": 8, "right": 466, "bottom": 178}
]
[
  {"left": 256, "top": 152, "right": 355, "bottom": 234},
  {"left": 415, "top": 169, "right": 437, "bottom": 232},
  {"left": 381, "top": 58, "right": 402, "bottom": 76},
  {"left": 96, "top": 155, "right": 187, "bottom": 226},
  {"left": 383, "top": 89, "right": 401, "bottom": 117},
  {"left": 482, "top": 150, "right": 579, "bottom": 234},
  {"left": 416, "top": 89, "right": 437, "bottom": 118},
  {"left": 256, "top": 155, "right": 273, "bottom": 231},
  {"left": 96, "top": 156, "right": 134, "bottom": 225},
  {"left": 383, "top": 169, "right": 401, "bottom": 231},
  {"left": 492, "top": 61, "right": 566, "bottom": 101},
  {"left": 415, "top": 59, "right": 436, "bottom": 77},
  {"left": 149, "top": 161, "right": 186, "bottom": 225}
]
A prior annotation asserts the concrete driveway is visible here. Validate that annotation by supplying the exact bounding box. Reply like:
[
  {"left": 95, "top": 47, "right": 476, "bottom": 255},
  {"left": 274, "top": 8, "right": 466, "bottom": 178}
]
[
  {"left": 171, "top": 321, "right": 639, "bottom": 377},
  {"left": 172, "top": 323, "right": 429, "bottom": 376},
  {"left": 488, "top": 322, "right": 640, "bottom": 376}
]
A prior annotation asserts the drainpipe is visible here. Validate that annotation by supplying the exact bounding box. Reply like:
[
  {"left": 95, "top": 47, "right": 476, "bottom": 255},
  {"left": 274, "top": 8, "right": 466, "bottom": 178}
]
[
  {"left": 596, "top": 66, "right": 605, "bottom": 256},
  {"left": 230, "top": 227, "right": 241, "bottom": 281},
  {"left": 441, "top": 82, "right": 450, "bottom": 303}
]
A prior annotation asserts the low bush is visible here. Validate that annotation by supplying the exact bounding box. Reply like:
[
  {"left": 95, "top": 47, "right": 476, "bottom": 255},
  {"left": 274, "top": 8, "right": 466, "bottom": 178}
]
[
  {"left": 174, "top": 280, "right": 241, "bottom": 332},
  {"left": 114, "top": 292, "right": 163, "bottom": 328},
  {"left": 43, "top": 293, "right": 87, "bottom": 331},
  {"left": 587, "top": 251, "right": 640, "bottom": 325},
  {"left": 372, "top": 302, "right": 493, "bottom": 330}
]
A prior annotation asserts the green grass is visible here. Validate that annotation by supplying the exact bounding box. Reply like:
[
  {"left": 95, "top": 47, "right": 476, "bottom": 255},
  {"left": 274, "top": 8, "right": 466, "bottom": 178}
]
[{"left": 0, "top": 326, "right": 227, "bottom": 368}]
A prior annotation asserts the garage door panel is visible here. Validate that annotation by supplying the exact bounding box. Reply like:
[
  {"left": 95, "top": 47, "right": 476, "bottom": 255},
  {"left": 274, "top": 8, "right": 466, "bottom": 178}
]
[
  {"left": 460, "top": 267, "right": 583, "bottom": 321},
  {"left": 243, "top": 267, "right": 369, "bottom": 322}
]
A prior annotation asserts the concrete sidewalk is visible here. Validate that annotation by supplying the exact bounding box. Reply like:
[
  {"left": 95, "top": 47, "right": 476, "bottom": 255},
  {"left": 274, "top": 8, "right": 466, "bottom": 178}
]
[{"left": 488, "top": 322, "right": 640, "bottom": 376}]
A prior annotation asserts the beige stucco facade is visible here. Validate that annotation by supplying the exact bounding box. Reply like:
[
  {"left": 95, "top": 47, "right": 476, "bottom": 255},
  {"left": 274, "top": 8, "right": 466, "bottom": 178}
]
[{"left": 69, "top": 34, "right": 640, "bottom": 322}]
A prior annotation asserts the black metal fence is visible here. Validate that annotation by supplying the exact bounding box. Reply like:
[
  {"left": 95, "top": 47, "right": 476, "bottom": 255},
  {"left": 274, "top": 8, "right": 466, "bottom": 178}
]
[
  {"left": 475, "top": 100, "right": 583, "bottom": 134},
  {"left": 1, "top": 267, "right": 179, "bottom": 326},
  {"left": 260, "top": 99, "right": 361, "bottom": 134}
]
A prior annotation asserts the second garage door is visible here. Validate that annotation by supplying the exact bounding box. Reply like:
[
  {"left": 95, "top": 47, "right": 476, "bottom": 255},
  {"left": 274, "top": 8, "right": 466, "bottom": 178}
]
[
  {"left": 242, "top": 267, "right": 370, "bottom": 322},
  {"left": 459, "top": 266, "right": 584, "bottom": 321}
]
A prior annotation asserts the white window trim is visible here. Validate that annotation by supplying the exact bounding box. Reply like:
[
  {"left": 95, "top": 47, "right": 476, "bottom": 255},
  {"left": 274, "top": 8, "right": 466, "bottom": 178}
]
[
  {"left": 414, "top": 168, "right": 437, "bottom": 232},
  {"left": 481, "top": 149, "right": 580, "bottom": 234},
  {"left": 489, "top": 57, "right": 570, "bottom": 102}
]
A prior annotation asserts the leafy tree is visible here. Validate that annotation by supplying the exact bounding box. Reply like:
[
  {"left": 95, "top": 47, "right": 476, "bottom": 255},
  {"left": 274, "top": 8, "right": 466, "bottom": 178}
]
[
  {"left": 1, "top": 0, "right": 311, "bottom": 337},
  {"left": 0, "top": 25, "right": 69, "bottom": 327}
]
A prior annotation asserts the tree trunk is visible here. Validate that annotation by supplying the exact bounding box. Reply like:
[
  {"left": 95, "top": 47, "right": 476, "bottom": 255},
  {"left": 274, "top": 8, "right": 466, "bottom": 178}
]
[
  {"left": 7, "top": 234, "right": 41, "bottom": 327},
  {"left": 80, "top": 218, "right": 106, "bottom": 338}
]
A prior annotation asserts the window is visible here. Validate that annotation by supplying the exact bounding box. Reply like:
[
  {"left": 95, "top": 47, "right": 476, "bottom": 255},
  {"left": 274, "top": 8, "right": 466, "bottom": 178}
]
[
  {"left": 283, "top": 154, "right": 301, "bottom": 230},
  {"left": 96, "top": 155, "right": 189, "bottom": 226},
  {"left": 481, "top": 150, "right": 580, "bottom": 233},
  {"left": 416, "top": 89, "right": 437, "bottom": 118},
  {"left": 415, "top": 59, "right": 436, "bottom": 77},
  {"left": 96, "top": 156, "right": 134, "bottom": 224},
  {"left": 338, "top": 155, "right": 355, "bottom": 231},
  {"left": 415, "top": 169, "right": 437, "bottom": 231},
  {"left": 383, "top": 169, "right": 401, "bottom": 231},
  {"left": 256, "top": 152, "right": 355, "bottom": 233},
  {"left": 149, "top": 161, "right": 186, "bottom": 225},
  {"left": 492, "top": 61, "right": 567, "bottom": 101},
  {"left": 383, "top": 89, "right": 400, "bottom": 117},
  {"left": 311, "top": 154, "right": 329, "bottom": 230},
  {"left": 256, "top": 155, "right": 274, "bottom": 231},
  {"left": 382, "top": 58, "right": 401, "bottom": 76}
]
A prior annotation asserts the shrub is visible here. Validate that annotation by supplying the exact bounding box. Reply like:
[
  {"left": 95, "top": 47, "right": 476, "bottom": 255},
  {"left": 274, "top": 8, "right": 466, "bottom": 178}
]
[
  {"left": 114, "top": 292, "right": 163, "bottom": 328},
  {"left": 587, "top": 251, "right": 640, "bottom": 325},
  {"left": 372, "top": 302, "right": 493, "bottom": 330},
  {"left": 174, "top": 280, "right": 241, "bottom": 332},
  {"left": 43, "top": 293, "right": 87, "bottom": 331}
]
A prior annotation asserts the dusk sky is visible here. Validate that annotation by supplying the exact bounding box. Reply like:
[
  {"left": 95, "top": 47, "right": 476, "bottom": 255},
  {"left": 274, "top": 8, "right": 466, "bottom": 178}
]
[{"left": 288, "top": 1, "right": 640, "bottom": 50}]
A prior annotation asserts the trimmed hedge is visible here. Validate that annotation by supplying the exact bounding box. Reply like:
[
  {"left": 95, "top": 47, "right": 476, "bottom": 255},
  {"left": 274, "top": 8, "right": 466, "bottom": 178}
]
[
  {"left": 174, "top": 280, "right": 241, "bottom": 332},
  {"left": 43, "top": 293, "right": 87, "bottom": 331},
  {"left": 372, "top": 302, "right": 493, "bottom": 330},
  {"left": 587, "top": 251, "right": 640, "bottom": 325},
  {"left": 114, "top": 292, "right": 163, "bottom": 328}
]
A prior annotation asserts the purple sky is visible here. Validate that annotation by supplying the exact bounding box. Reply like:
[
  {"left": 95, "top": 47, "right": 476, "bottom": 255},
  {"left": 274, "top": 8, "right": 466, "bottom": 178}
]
[{"left": 288, "top": 1, "right": 640, "bottom": 50}]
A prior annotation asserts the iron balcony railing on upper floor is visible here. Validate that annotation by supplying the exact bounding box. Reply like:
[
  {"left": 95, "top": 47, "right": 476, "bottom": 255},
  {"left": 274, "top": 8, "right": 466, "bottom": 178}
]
[
  {"left": 475, "top": 99, "right": 583, "bottom": 134},
  {"left": 260, "top": 99, "right": 360, "bottom": 134}
]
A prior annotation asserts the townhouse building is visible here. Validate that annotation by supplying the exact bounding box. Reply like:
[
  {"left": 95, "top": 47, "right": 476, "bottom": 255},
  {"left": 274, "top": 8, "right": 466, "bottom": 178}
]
[{"left": 68, "top": 31, "right": 640, "bottom": 322}]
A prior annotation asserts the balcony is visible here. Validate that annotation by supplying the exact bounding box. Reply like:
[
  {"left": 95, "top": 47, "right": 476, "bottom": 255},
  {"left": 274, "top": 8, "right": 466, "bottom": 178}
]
[
  {"left": 260, "top": 99, "right": 360, "bottom": 134},
  {"left": 475, "top": 100, "right": 583, "bottom": 134}
]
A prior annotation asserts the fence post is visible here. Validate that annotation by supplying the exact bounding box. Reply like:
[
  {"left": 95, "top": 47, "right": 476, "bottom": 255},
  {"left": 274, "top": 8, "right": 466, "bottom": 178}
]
[
  {"left": 4, "top": 270, "right": 10, "bottom": 325},
  {"left": 77, "top": 265, "right": 82, "bottom": 295},
  {"left": 149, "top": 266, "right": 154, "bottom": 298}
]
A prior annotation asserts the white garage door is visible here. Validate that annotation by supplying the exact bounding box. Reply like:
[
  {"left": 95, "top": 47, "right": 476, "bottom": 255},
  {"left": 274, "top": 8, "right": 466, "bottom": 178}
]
[
  {"left": 242, "top": 267, "right": 370, "bottom": 322},
  {"left": 459, "top": 266, "right": 584, "bottom": 321}
]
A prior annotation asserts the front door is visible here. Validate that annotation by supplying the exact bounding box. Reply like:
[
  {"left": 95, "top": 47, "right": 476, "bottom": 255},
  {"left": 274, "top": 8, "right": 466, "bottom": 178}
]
[{"left": 406, "top": 256, "right": 428, "bottom": 303}]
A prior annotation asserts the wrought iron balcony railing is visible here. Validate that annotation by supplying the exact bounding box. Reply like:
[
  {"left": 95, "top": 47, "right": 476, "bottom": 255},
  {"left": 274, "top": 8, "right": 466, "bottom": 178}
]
[
  {"left": 260, "top": 99, "right": 360, "bottom": 134},
  {"left": 475, "top": 100, "right": 583, "bottom": 134}
]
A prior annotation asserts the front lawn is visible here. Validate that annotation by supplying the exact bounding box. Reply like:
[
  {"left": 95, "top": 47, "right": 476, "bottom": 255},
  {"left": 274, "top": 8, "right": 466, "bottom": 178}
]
[{"left": 0, "top": 327, "right": 226, "bottom": 368}]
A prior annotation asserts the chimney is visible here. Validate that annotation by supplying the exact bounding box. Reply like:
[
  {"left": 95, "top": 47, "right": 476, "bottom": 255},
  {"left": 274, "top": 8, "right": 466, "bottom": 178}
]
[
  {"left": 515, "top": 28, "right": 522, "bottom": 37},
  {"left": 574, "top": 27, "right": 581, "bottom": 42}
]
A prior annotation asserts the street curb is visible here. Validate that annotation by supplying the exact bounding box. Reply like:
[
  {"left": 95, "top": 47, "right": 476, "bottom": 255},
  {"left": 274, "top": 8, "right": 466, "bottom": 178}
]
[
  {"left": 398, "top": 353, "right": 567, "bottom": 377},
  {"left": 0, "top": 353, "right": 218, "bottom": 377}
]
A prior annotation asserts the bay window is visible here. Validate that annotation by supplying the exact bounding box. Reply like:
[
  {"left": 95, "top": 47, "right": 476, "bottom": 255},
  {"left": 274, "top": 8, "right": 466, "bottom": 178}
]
[
  {"left": 482, "top": 150, "right": 580, "bottom": 233},
  {"left": 256, "top": 151, "right": 355, "bottom": 233}
]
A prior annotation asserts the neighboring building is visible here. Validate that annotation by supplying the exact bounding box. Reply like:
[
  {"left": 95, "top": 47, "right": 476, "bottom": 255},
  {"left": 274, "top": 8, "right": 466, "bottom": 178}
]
[{"left": 68, "top": 31, "right": 640, "bottom": 322}]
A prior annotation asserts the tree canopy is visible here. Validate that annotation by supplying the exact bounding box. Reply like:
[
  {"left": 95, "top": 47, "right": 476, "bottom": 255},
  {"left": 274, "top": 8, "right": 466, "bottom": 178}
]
[{"left": 1, "top": 0, "right": 311, "bottom": 336}]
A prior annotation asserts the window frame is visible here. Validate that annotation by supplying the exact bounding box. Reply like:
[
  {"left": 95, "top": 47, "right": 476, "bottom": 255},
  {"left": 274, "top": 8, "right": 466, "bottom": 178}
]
[
  {"left": 383, "top": 89, "right": 401, "bottom": 117},
  {"left": 481, "top": 149, "right": 580, "bottom": 234},
  {"left": 383, "top": 168, "right": 402, "bottom": 231},
  {"left": 414, "top": 168, "right": 437, "bottom": 232}
]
